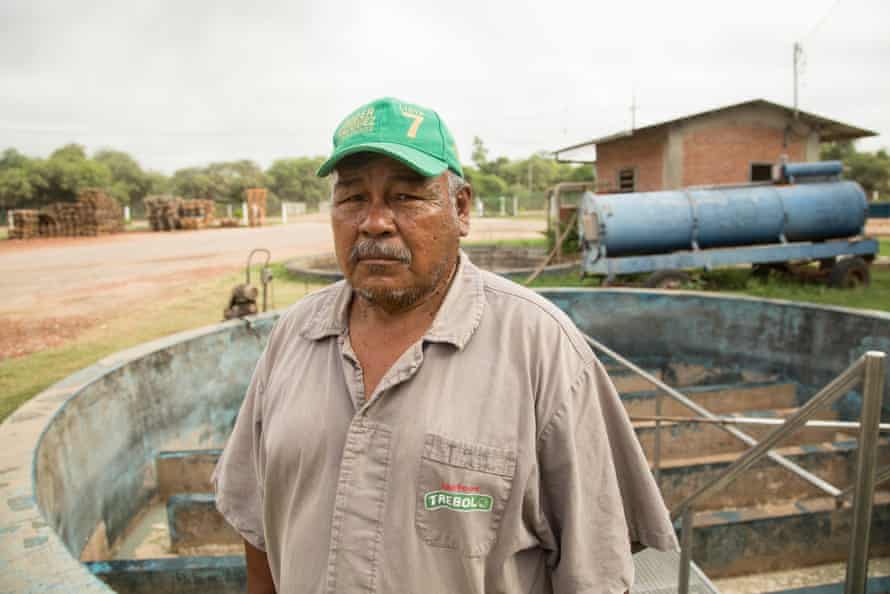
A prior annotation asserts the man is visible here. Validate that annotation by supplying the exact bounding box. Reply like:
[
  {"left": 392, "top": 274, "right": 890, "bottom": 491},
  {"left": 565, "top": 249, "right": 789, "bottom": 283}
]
[{"left": 213, "top": 97, "right": 677, "bottom": 594}]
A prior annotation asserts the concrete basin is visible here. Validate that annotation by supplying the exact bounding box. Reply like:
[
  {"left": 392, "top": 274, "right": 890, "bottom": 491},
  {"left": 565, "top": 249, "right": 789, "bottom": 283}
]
[{"left": 1, "top": 291, "right": 888, "bottom": 590}]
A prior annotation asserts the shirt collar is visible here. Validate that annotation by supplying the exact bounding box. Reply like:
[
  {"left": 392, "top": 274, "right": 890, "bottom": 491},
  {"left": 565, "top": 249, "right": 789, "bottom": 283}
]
[{"left": 300, "top": 250, "right": 485, "bottom": 350}]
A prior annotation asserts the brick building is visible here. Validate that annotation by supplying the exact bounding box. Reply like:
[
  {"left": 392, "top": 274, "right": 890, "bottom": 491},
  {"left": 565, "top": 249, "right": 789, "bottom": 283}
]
[{"left": 554, "top": 99, "right": 875, "bottom": 194}]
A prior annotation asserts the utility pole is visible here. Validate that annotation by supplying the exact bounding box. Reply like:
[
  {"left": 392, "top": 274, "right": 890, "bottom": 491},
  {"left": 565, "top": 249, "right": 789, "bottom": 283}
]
[
  {"left": 793, "top": 41, "right": 803, "bottom": 119},
  {"left": 630, "top": 88, "right": 637, "bottom": 132}
]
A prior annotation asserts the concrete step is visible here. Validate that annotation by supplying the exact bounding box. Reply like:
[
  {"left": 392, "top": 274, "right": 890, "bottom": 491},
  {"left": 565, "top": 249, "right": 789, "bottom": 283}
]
[
  {"left": 156, "top": 449, "right": 222, "bottom": 499},
  {"left": 657, "top": 439, "right": 890, "bottom": 511},
  {"left": 762, "top": 575, "right": 890, "bottom": 594},
  {"left": 689, "top": 491, "right": 890, "bottom": 578},
  {"left": 87, "top": 555, "right": 245, "bottom": 594},
  {"left": 713, "top": 557, "right": 890, "bottom": 594},
  {"left": 167, "top": 494, "right": 240, "bottom": 553},
  {"left": 634, "top": 407, "right": 850, "bottom": 462},
  {"left": 610, "top": 370, "right": 665, "bottom": 394},
  {"left": 621, "top": 381, "right": 800, "bottom": 418},
  {"left": 663, "top": 363, "right": 777, "bottom": 389},
  {"left": 88, "top": 546, "right": 719, "bottom": 594},
  {"left": 606, "top": 362, "right": 779, "bottom": 393}
]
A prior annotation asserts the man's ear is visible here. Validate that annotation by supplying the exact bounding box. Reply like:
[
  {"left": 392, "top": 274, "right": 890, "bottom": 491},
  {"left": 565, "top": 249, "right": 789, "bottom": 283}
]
[{"left": 455, "top": 183, "right": 472, "bottom": 237}]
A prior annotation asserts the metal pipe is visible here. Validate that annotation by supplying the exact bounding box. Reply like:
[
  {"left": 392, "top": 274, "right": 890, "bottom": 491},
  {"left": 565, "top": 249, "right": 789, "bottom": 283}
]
[
  {"left": 653, "top": 391, "right": 663, "bottom": 486},
  {"left": 585, "top": 334, "right": 846, "bottom": 498},
  {"left": 629, "top": 415, "right": 890, "bottom": 433},
  {"left": 670, "top": 357, "right": 864, "bottom": 519},
  {"left": 845, "top": 351, "right": 887, "bottom": 594},
  {"left": 678, "top": 506, "right": 694, "bottom": 594},
  {"left": 837, "top": 464, "right": 890, "bottom": 502}
]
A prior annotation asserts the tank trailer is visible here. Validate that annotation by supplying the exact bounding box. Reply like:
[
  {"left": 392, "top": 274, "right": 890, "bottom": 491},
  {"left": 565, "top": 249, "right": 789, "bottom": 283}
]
[{"left": 578, "top": 161, "right": 879, "bottom": 288}]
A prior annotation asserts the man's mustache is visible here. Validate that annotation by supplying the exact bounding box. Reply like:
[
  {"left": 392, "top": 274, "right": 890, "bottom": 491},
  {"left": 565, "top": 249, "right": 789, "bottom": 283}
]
[{"left": 349, "top": 240, "right": 412, "bottom": 265}]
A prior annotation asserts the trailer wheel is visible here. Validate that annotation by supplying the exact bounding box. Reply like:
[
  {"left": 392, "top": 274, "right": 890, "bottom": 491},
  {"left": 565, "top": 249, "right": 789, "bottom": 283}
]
[
  {"left": 752, "top": 263, "right": 791, "bottom": 278},
  {"left": 828, "top": 257, "right": 870, "bottom": 289},
  {"left": 818, "top": 258, "right": 836, "bottom": 271},
  {"left": 644, "top": 270, "right": 691, "bottom": 289}
]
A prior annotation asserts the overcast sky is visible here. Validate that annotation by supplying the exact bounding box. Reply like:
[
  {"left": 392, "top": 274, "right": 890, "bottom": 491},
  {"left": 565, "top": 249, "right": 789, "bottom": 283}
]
[{"left": 1, "top": 0, "right": 888, "bottom": 173}]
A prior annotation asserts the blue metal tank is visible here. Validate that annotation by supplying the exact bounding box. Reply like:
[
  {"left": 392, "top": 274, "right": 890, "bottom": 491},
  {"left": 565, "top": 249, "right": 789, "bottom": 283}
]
[
  {"left": 783, "top": 160, "right": 843, "bottom": 180},
  {"left": 580, "top": 181, "right": 868, "bottom": 258}
]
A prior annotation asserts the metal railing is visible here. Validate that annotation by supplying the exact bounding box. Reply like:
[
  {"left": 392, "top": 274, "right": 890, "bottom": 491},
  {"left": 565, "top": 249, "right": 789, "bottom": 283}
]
[
  {"left": 583, "top": 334, "right": 888, "bottom": 594},
  {"left": 585, "top": 335, "right": 846, "bottom": 496}
]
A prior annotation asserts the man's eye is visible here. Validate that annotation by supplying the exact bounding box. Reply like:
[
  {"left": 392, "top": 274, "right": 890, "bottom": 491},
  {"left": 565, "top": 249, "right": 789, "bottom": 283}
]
[
  {"left": 393, "top": 194, "right": 419, "bottom": 202},
  {"left": 338, "top": 194, "right": 365, "bottom": 204}
]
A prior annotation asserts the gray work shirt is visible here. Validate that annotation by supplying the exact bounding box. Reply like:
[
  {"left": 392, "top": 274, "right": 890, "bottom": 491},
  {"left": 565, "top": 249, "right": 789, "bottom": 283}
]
[{"left": 213, "top": 252, "right": 678, "bottom": 593}]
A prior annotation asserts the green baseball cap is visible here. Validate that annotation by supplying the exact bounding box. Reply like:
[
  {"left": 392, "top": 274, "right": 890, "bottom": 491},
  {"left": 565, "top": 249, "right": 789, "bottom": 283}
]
[{"left": 316, "top": 97, "right": 464, "bottom": 178}]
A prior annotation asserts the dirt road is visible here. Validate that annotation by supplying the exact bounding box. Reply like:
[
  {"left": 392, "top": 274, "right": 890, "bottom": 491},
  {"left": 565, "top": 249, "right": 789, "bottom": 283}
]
[
  {"left": 0, "top": 215, "right": 544, "bottom": 357},
  {"left": 3, "top": 215, "right": 883, "bottom": 360}
]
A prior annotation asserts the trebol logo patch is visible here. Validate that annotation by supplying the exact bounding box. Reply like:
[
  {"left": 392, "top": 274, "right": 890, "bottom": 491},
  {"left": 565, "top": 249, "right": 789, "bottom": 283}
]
[{"left": 424, "top": 484, "right": 493, "bottom": 513}]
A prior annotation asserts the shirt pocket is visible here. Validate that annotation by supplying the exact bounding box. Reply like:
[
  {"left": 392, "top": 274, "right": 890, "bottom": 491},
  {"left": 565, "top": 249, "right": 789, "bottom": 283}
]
[{"left": 415, "top": 433, "right": 516, "bottom": 558}]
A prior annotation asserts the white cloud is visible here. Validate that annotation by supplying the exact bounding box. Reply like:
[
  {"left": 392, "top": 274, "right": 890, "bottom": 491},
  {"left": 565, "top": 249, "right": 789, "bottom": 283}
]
[{"left": 1, "top": 0, "right": 887, "bottom": 172}]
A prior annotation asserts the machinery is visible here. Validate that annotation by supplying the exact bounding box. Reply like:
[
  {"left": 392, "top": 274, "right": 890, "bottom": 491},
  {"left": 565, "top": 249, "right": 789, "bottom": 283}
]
[
  {"left": 224, "top": 248, "right": 274, "bottom": 319},
  {"left": 578, "top": 161, "right": 880, "bottom": 288}
]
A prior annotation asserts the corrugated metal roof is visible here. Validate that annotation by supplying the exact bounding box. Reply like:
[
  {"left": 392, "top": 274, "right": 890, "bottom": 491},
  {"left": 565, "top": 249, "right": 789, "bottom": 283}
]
[{"left": 553, "top": 99, "right": 877, "bottom": 157}]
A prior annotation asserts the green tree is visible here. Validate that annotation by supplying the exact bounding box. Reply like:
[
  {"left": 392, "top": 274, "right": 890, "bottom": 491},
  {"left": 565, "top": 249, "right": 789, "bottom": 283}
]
[
  {"left": 821, "top": 142, "right": 890, "bottom": 197},
  {"left": 94, "top": 149, "right": 154, "bottom": 206},
  {"left": 481, "top": 156, "right": 511, "bottom": 180},
  {"left": 39, "top": 144, "right": 112, "bottom": 203},
  {"left": 0, "top": 148, "right": 29, "bottom": 171},
  {"left": 471, "top": 136, "right": 489, "bottom": 170},
  {"left": 171, "top": 167, "right": 217, "bottom": 199},
  {"left": 0, "top": 167, "right": 35, "bottom": 209},
  {"left": 510, "top": 154, "right": 566, "bottom": 192},
  {"left": 0, "top": 149, "right": 38, "bottom": 209},
  {"left": 566, "top": 163, "right": 595, "bottom": 183},
  {"left": 144, "top": 171, "right": 170, "bottom": 195},
  {"left": 266, "top": 157, "right": 329, "bottom": 208},
  {"left": 463, "top": 166, "right": 508, "bottom": 197},
  {"left": 49, "top": 143, "right": 88, "bottom": 161},
  {"left": 209, "top": 160, "right": 266, "bottom": 203},
  {"left": 172, "top": 160, "right": 266, "bottom": 204}
]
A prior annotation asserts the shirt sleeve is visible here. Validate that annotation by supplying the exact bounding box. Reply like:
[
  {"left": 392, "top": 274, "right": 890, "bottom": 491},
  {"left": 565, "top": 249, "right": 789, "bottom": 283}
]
[
  {"left": 211, "top": 349, "right": 269, "bottom": 551},
  {"left": 536, "top": 358, "right": 678, "bottom": 594}
]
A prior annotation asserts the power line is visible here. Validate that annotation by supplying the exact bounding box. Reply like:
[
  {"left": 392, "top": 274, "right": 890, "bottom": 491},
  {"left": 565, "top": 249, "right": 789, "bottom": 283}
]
[{"left": 802, "top": 0, "right": 842, "bottom": 40}]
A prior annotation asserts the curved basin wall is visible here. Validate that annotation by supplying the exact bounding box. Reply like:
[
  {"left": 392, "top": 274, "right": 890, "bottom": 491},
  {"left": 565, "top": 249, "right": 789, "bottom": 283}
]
[
  {"left": 34, "top": 316, "right": 278, "bottom": 561},
  {"left": 540, "top": 290, "right": 890, "bottom": 419},
  {"left": 9, "top": 292, "right": 890, "bottom": 591}
]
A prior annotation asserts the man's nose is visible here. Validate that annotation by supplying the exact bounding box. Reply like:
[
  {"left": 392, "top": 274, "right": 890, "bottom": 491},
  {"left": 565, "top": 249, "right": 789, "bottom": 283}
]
[{"left": 358, "top": 198, "right": 396, "bottom": 236}]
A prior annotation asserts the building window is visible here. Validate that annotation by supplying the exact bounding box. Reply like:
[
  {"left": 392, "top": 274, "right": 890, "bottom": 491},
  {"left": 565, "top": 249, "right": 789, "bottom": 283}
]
[
  {"left": 617, "top": 168, "right": 636, "bottom": 192},
  {"left": 750, "top": 163, "right": 773, "bottom": 182}
]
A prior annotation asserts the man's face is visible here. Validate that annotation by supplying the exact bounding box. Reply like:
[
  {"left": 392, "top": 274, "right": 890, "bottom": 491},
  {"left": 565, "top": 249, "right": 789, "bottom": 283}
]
[{"left": 331, "top": 153, "right": 470, "bottom": 313}]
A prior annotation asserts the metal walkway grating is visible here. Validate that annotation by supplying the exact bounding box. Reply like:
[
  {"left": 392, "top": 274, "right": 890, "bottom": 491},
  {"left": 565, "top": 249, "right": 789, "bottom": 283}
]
[{"left": 632, "top": 548, "right": 721, "bottom": 593}]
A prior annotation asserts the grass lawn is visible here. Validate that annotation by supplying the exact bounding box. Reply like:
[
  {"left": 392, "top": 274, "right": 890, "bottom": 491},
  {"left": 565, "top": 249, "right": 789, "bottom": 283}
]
[
  {"left": 2, "top": 247, "right": 887, "bottom": 422},
  {"left": 530, "top": 266, "right": 890, "bottom": 313},
  {"left": 881, "top": 238, "right": 890, "bottom": 256},
  {"left": 464, "top": 236, "right": 548, "bottom": 249},
  {"left": 0, "top": 262, "right": 326, "bottom": 421}
]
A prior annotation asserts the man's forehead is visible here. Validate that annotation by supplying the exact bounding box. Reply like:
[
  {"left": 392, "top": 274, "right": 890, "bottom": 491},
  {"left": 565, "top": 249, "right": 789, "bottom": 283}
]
[{"left": 333, "top": 153, "right": 431, "bottom": 184}]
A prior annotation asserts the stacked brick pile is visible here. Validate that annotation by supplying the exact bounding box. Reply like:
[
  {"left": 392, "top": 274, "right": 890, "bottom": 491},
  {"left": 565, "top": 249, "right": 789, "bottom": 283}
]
[
  {"left": 245, "top": 188, "right": 267, "bottom": 227},
  {"left": 145, "top": 197, "right": 217, "bottom": 231},
  {"left": 8, "top": 189, "right": 123, "bottom": 240},
  {"left": 179, "top": 199, "right": 216, "bottom": 230},
  {"left": 42, "top": 203, "right": 79, "bottom": 236},
  {"left": 38, "top": 212, "right": 58, "bottom": 237},
  {"left": 8, "top": 210, "right": 40, "bottom": 239},
  {"left": 78, "top": 189, "right": 124, "bottom": 235},
  {"left": 145, "top": 196, "right": 182, "bottom": 231}
]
